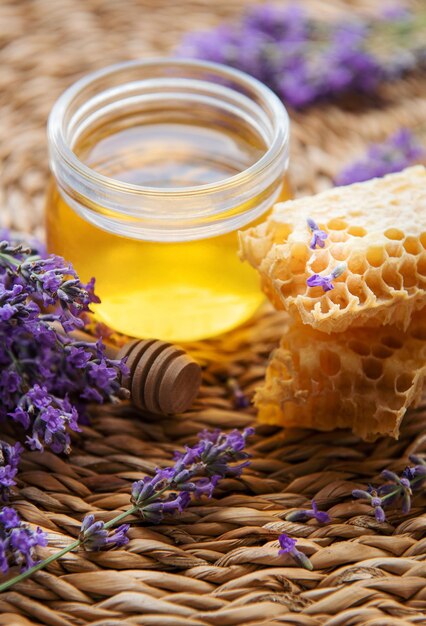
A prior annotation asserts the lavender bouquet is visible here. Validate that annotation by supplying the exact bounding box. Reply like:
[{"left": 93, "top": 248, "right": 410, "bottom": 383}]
[{"left": 0, "top": 237, "right": 126, "bottom": 573}]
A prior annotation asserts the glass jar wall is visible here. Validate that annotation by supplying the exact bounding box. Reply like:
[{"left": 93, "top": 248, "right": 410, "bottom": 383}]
[{"left": 46, "top": 59, "right": 290, "bottom": 341}]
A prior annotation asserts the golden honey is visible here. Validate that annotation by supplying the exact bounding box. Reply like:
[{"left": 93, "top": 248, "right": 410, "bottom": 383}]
[{"left": 46, "top": 60, "right": 290, "bottom": 341}]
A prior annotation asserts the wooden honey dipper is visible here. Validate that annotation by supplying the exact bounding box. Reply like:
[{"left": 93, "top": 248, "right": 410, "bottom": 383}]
[{"left": 69, "top": 329, "right": 202, "bottom": 415}]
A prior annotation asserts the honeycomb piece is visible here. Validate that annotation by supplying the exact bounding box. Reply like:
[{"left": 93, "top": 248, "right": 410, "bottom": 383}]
[
  {"left": 255, "top": 311, "right": 426, "bottom": 441},
  {"left": 239, "top": 166, "right": 426, "bottom": 333}
]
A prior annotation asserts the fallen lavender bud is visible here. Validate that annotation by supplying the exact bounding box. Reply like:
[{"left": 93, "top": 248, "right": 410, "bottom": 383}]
[
  {"left": 278, "top": 533, "right": 313, "bottom": 570},
  {"left": 0, "top": 507, "right": 47, "bottom": 574},
  {"left": 307, "top": 218, "right": 328, "bottom": 250},
  {"left": 286, "top": 499, "right": 331, "bottom": 524},
  {"left": 307, "top": 262, "right": 347, "bottom": 292}
]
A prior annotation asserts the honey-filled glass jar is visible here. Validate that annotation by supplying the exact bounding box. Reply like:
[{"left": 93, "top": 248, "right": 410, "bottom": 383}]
[{"left": 46, "top": 59, "right": 290, "bottom": 341}]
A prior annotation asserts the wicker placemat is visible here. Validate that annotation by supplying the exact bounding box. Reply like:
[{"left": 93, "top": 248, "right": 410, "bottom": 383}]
[{"left": 1, "top": 1, "right": 426, "bottom": 625}]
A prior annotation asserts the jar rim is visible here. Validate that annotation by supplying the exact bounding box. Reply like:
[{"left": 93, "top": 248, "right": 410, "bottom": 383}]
[{"left": 48, "top": 57, "right": 289, "bottom": 197}]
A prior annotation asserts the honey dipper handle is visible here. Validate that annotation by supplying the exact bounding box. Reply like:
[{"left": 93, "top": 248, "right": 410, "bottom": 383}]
[{"left": 67, "top": 329, "right": 202, "bottom": 415}]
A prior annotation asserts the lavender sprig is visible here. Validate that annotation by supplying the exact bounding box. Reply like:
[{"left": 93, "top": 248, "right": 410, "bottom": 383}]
[
  {"left": 278, "top": 533, "right": 313, "bottom": 570},
  {"left": 131, "top": 427, "right": 254, "bottom": 523},
  {"left": 335, "top": 128, "right": 425, "bottom": 185},
  {"left": 352, "top": 455, "right": 426, "bottom": 522},
  {"left": 0, "top": 427, "right": 253, "bottom": 590},
  {"left": 307, "top": 262, "right": 347, "bottom": 292}
]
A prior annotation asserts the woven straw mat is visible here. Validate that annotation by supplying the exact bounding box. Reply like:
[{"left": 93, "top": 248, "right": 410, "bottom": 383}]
[{"left": 1, "top": 1, "right": 426, "bottom": 625}]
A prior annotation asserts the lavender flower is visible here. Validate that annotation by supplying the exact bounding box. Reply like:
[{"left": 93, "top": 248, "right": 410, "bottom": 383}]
[
  {"left": 307, "top": 262, "right": 347, "bottom": 292},
  {"left": 0, "top": 507, "right": 47, "bottom": 574},
  {"left": 352, "top": 456, "right": 426, "bottom": 522},
  {"left": 286, "top": 499, "right": 331, "bottom": 524},
  {"left": 335, "top": 129, "right": 425, "bottom": 186},
  {"left": 79, "top": 515, "right": 130, "bottom": 551},
  {"left": 307, "top": 218, "right": 328, "bottom": 249},
  {"left": 177, "top": 4, "right": 426, "bottom": 109},
  {"left": 131, "top": 428, "right": 254, "bottom": 524},
  {"left": 278, "top": 533, "right": 313, "bottom": 570},
  {"left": 0, "top": 441, "right": 22, "bottom": 500}
]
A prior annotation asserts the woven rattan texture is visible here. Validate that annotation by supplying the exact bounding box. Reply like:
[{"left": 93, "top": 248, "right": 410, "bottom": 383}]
[{"left": 1, "top": 1, "right": 426, "bottom": 625}]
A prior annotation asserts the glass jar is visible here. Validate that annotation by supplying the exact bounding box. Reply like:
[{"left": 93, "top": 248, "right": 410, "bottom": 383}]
[{"left": 46, "top": 59, "right": 290, "bottom": 342}]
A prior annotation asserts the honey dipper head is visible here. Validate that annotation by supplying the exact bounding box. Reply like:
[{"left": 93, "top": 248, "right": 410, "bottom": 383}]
[{"left": 117, "top": 339, "right": 201, "bottom": 415}]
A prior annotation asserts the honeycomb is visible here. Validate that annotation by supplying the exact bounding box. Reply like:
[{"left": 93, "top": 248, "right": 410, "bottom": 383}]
[
  {"left": 239, "top": 166, "right": 426, "bottom": 334},
  {"left": 255, "top": 311, "right": 426, "bottom": 441}
]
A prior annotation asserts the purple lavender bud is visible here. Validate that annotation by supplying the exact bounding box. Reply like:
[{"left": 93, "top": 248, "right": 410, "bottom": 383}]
[
  {"left": 142, "top": 492, "right": 192, "bottom": 524},
  {"left": 310, "top": 499, "right": 331, "bottom": 523},
  {"left": 412, "top": 466, "right": 426, "bottom": 479},
  {"left": 286, "top": 499, "right": 330, "bottom": 524},
  {"left": 371, "top": 497, "right": 387, "bottom": 522},
  {"left": 193, "top": 475, "right": 220, "bottom": 499},
  {"left": 278, "top": 534, "right": 297, "bottom": 554},
  {"left": 278, "top": 533, "right": 313, "bottom": 570},
  {"left": 307, "top": 218, "right": 328, "bottom": 249},
  {"left": 79, "top": 514, "right": 129, "bottom": 551},
  {"left": 352, "top": 489, "right": 372, "bottom": 500}
]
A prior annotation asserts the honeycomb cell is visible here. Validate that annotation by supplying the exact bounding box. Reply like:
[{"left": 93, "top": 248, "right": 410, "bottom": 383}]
[
  {"left": 417, "top": 254, "right": 426, "bottom": 276},
  {"left": 385, "top": 228, "right": 404, "bottom": 240},
  {"left": 347, "top": 255, "right": 368, "bottom": 274},
  {"left": 347, "top": 340, "right": 370, "bottom": 356},
  {"left": 396, "top": 373, "right": 413, "bottom": 393},
  {"left": 381, "top": 335, "right": 403, "bottom": 349},
  {"left": 366, "top": 246, "right": 386, "bottom": 268},
  {"left": 362, "top": 357, "right": 383, "bottom": 380},
  {"left": 240, "top": 166, "right": 426, "bottom": 333},
  {"left": 327, "top": 218, "right": 348, "bottom": 230},
  {"left": 399, "top": 258, "right": 417, "bottom": 288},
  {"left": 348, "top": 226, "right": 367, "bottom": 237},
  {"left": 381, "top": 264, "right": 403, "bottom": 291},
  {"left": 404, "top": 237, "right": 421, "bottom": 255},
  {"left": 372, "top": 345, "right": 393, "bottom": 359}
]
